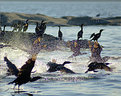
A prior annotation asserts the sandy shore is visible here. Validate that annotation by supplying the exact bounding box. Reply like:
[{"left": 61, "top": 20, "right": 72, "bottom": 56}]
[{"left": 0, "top": 12, "right": 121, "bottom": 26}]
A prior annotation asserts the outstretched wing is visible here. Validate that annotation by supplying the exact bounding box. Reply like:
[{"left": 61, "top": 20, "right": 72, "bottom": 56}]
[
  {"left": 4, "top": 56, "right": 19, "bottom": 77},
  {"left": 18, "top": 55, "right": 37, "bottom": 77},
  {"left": 90, "top": 33, "right": 95, "bottom": 38},
  {"left": 47, "top": 62, "right": 59, "bottom": 72}
]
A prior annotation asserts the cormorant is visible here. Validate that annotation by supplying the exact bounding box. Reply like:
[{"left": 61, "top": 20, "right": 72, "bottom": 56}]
[
  {"left": 8, "top": 54, "right": 42, "bottom": 89},
  {"left": 67, "top": 40, "right": 87, "bottom": 58},
  {"left": 11, "top": 22, "right": 18, "bottom": 32},
  {"left": 88, "top": 41, "right": 103, "bottom": 63},
  {"left": 38, "top": 20, "right": 47, "bottom": 37},
  {"left": 35, "top": 22, "right": 40, "bottom": 35},
  {"left": 90, "top": 29, "right": 104, "bottom": 41},
  {"left": 85, "top": 62, "right": 112, "bottom": 73},
  {"left": 1, "top": 25, "right": 6, "bottom": 36},
  {"left": 56, "top": 65, "right": 75, "bottom": 74},
  {"left": 47, "top": 61, "right": 75, "bottom": 74},
  {"left": 17, "top": 21, "right": 23, "bottom": 32},
  {"left": 77, "top": 24, "right": 84, "bottom": 40},
  {"left": 4, "top": 56, "right": 19, "bottom": 77},
  {"left": 23, "top": 19, "right": 29, "bottom": 32},
  {"left": 58, "top": 26, "right": 63, "bottom": 40}
]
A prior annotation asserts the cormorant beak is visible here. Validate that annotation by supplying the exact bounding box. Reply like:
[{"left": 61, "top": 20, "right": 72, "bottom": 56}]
[
  {"left": 100, "top": 29, "right": 104, "bottom": 32},
  {"left": 85, "top": 70, "right": 88, "bottom": 73}
]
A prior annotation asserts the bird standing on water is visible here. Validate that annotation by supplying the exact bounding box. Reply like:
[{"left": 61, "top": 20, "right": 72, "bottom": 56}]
[
  {"left": 77, "top": 24, "right": 84, "bottom": 40},
  {"left": 90, "top": 29, "right": 104, "bottom": 41},
  {"left": 58, "top": 26, "right": 63, "bottom": 40},
  {"left": 8, "top": 54, "right": 42, "bottom": 90}
]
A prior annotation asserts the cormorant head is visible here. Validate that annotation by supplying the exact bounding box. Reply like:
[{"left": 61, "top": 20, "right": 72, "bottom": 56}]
[
  {"left": 100, "top": 29, "right": 104, "bottom": 32},
  {"left": 80, "top": 24, "right": 84, "bottom": 28},
  {"left": 58, "top": 26, "right": 61, "bottom": 28},
  {"left": 62, "top": 61, "right": 72, "bottom": 66},
  {"left": 41, "top": 20, "right": 44, "bottom": 23},
  {"left": 26, "top": 19, "right": 29, "bottom": 23}
]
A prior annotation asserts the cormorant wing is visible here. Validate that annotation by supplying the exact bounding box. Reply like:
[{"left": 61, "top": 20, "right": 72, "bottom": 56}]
[
  {"left": 18, "top": 55, "right": 37, "bottom": 77},
  {"left": 4, "top": 56, "right": 19, "bottom": 77},
  {"left": 47, "top": 62, "right": 59, "bottom": 72},
  {"left": 90, "top": 33, "right": 95, "bottom": 38},
  {"left": 56, "top": 66, "right": 75, "bottom": 74}
]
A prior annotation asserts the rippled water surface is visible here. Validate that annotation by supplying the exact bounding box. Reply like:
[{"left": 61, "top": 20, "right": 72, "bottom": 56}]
[
  {"left": 0, "top": 1, "right": 121, "bottom": 96},
  {"left": 0, "top": 25, "right": 121, "bottom": 96}
]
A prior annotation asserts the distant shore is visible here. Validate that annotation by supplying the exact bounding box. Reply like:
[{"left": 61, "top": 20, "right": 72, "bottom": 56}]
[{"left": 0, "top": 12, "right": 121, "bottom": 26}]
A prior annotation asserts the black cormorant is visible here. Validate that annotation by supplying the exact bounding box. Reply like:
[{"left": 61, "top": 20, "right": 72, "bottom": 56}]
[
  {"left": 18, "top": 21, "right": 23, "bottom": 32},
  {"left": 58, "top": 26, "right": 63, "bottom": 40},
  {"left": 11, "top": 23, "right": 18, "bottom": 32},
  {"left": 1, "top": 25, "right": 6, "bottom": 36},
  {"left": 85, "top": 62, "right": 112, "bottom": 73},
  {"left": 90, "top": 29, "right": 104, "bottom": 41},
  {"left": 38, "top": 20, "right": 47, "bottom": 37},
  {"left": 47, "top": 61, "right": 75, "bottom": 74},
  {"left": 77, "top": 24, "right": 84, "bottom": 40},
  {"left": 23, "top": 19, "right": 29, "bottom": 32},
  {"left": 8, "top": 54, "right": 42, "bottom": 89},
  {"left": 35, "top": 22, "right": 40, "bottom": 35}
]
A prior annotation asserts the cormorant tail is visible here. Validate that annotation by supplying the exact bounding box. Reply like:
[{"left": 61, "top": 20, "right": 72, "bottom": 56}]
[{"left": 30, "top": 76, "right": 42, "bottom": 82}]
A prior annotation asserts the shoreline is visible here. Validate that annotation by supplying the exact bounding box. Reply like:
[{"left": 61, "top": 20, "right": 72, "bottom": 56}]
[{"left": 0, "top": 12, "right": 121, "bottom": 26}]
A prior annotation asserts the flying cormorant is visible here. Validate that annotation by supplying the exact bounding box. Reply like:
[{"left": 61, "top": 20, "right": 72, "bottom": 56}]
[
  {"left": 85, "top": 62, "right": 112, "bottom": 73},
  {"left": 47, "top": 61, "right": 75, "bottom": 74},
  {"left": 8, "top": 54, "right": 42, "bottom": 89}
]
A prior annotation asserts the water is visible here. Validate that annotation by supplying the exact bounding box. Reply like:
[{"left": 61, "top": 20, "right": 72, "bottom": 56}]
[
  {"left": 1, "top": 25, "right": 121, "bottom": 96},
  {"left": 0, "top": 1, "right": 121, "bottom": 96},
  {"left": 0, "top": 1, "right": 121, "bottom": 18}
]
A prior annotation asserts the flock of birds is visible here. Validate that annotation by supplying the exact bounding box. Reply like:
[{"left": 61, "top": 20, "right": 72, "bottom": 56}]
[{"left": 0, "top": 19, "right": 114, "bottom": 91}]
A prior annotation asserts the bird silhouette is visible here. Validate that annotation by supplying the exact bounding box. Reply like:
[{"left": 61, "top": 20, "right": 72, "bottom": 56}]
[
  {"left": 23, "top": 19, "right": 29, "bottom": 32},
  {"left": 1, "top": 25, "right": 6, "bottom": 36},
  {"left": 47, "top": 61, "right": 75, "bottom": 74},
  {"left": 85, "top": 62, "right": 112, "bottom": 73},
  {"left": 90, "top": 29, "right": 104, "bottom": 41},
  {"left": 8, "top": 54, "right": 42, "bottom": 90},
  {"left": 38, "top": 20, "right": 47, "bottom": 37},
  {"left": 58, "top": 26, "right": 63, "bottom": 40},
  {"left": 77, "top": 24, "right": 84, "bottom": 40}
]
